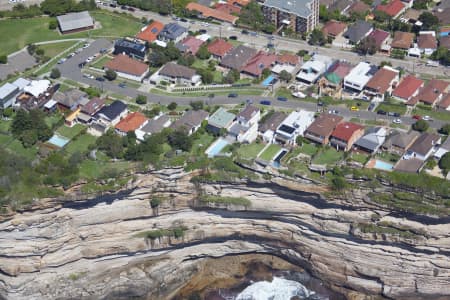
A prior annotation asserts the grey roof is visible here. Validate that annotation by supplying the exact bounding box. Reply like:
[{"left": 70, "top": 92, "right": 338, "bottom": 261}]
[
  {"left": 95, "top": 100, "right": 127, "bottom": 121},
  {"left": 53, "top": 89, "right": 87, "bottom": 108},
  {"left": 229, "top": 122, "right": 249, "bottom": 136},
  {"left": 394, "top": 158, "right": 423, "bottom": 173},
  {"left": 407, "top": 132, "right": 440, "bottom": 156},
  {"left": 237, "top": 105, "right": 259, "bottom": 122},
  {"left": 440, "top": 137, "right": 450, "bottom": 151},
  {"left": 354, "top": 127, "right": 387, "bottom": 151},
  {"left": 329, "top": 0, "right": 352, "bottom": 12},
  {"left": 57, "top": 11, "right": 94, "bottom": 32},
  {"left": 220, "top": 45, "right": 257, "bottom": 70},
  {"left": 139, "top": 115, "right": 171, "bottom": 134},
  {"left": 158, "top": 23, "right": 187, "bottom": 40},
  {"left": 384, "top": 130, "right": 420, "bottom": 150},
  {"left": 159, "top": 62, "right": 196, "bottom": 79},
  {"left": 344, "top": 20, "right": 373, "bottom": 43},
  {"left": 259, "top": 111, "right": 287, "bottom": 133},
  {"left": 0, "top": 83, "right": 19, "bottom": 100},
  {"left": 263, "top": 0, "right": 314, "bottom": 17},
  {"left": 12, "top": 78, "right": 30, "bottom": 90},
  {"left": 171, "top": 110, "right": 209, "bottom": 132}
]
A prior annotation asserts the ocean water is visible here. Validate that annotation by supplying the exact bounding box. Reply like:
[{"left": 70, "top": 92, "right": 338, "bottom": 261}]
[{"left": 236, "top": 277, "right": 316, "bottom": 300}]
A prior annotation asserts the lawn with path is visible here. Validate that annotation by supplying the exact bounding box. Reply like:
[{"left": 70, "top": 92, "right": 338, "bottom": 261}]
[
  {"left": 259, "top": 144, "right": 282, "bottom": 161},
  {"left": 237, "top": 143, "right": 265, "bottom": 159},
  {"left": 64, "top": 133, "right": 97, "bottom": 154},
  {"left": 56, "top": 124, "right": 85, "bottom": 139},
  {"left": 312, "top": 147, "right": 343, "bottom": 165}
]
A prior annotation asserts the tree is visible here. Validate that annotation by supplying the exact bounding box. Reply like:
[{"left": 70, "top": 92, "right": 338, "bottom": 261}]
[
  {"left": 297, "top": 50, "right": 308, "bottom": 57},
  {"left": 2, "top": 107, "right": 13, "bottom": 118},
  {"left": 308, "top": 29, "right": 326, "bottom": 46},
  {"left": 439, "top": 123, "right": 450, "bottom": 135},
  {"left": 413, "top": 0, "right": 431, "bottom": 10},
  {"left": 50, "top": 68, "right": 61, "bottom": 79},
  {"left": 104, "top": 69, "right": 117, "bottom": 81},
  {"left": 190, "top": 101, "right": 204, "bottom": 111},
  {"left": 439, "top": 152, "right": 450, "bottom": 173},
  {"left": 177, "top": 54, "right": 195, "bottom": 66},
  {"left": 224, "top": 69, "right": 240, "bottom": 84},
  {"left": 168, "top": 130, "right": 192, "bottom": 152},
  {"left": 48, "top": 18, "right": 58, "bottom": 29},
  {"left": 331, "top": 176, "right": 348, "bottom": 190},
  {"left": 431, "top": 47, "right": 450, "bottom": 66},
  {"left": 96, "top": 129, "right": 124, "bottom": 158},
  {"left": 380, "top": 61, "right": 392, "bottom": 67},
  {"left": 198, "top": 69, "right": 213, "bottom": 84},
  {"left": 412, "top": 119, "right": 429, "bottom": 132},
  {"left": 319, "top": 4, "right": 329, "bottom": 22},
  {"left": 418, "top": 12, "right": 439, "bottom": 30},
  {"left": 357, "top": 36, "right": 378, "bottom": 55},
  {"left": 0, "top": 55, "right": 6, "bottom": 64},
  {"left": 261, "top": 68, "right": 271, "bottom": 79},
  {"left": 196, "top": 45, "right": 210, "bottom": 60},
  {"left": 167, "top": 102, "right": 177, "bottom": 111},
  {"left": 135, "top": 94, "right": 147, "bottom": 105},
  {"left": 279, "top": 70, "right": 292, "bottom": 82}
]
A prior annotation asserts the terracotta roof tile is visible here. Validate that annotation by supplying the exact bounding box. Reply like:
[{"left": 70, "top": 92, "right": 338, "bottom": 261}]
[
  {"left": 305, "top": 113, "right": 343, "bottom": 137},
  {"left": 207, "top": 38, "right": 234, "bottom": 57},
  {"left": 365, "top": 67, "right": 398, "bottom": 94},
  {"left": 392, "top": 75, "right": 424, "bottom": 100},
  {"left": 440, "top": 35, "right": 450, "bottom": 50},
  {"left": 367, "top": 29, "right": 390, "bottom": 48},
  {"left": 322, "top": 20, "right": 347, "bottom": 37},
  {"left": 178, "top": 36, "right": 205, "bottom": 55},
  {"left": 277, "top": 53, "right": 300, "bottom": 65},
  {"left": 136, "top": 21, "right": 164, "bottom": 43},
  {"left": 376, "top": 0, "right": 405, "bottom": 17},
  {"left": 115, "top": 112, "right": 148, "bottom": 133},
  {"left": 391, "top": 31, "right": 414, "bottom": 49},
  {"left": 417, "top": 79, "right": 449, "bottom": 104},
  {"left": 417, "top": 34, "right": 437, "bottom": 49},
  {"left": 105, "top": 54, "right": 148, "bottom": 76},
  {"left": 242, "top": 51, "right": 278, "bottom": 77},
  {"left": 331, "top": 122, "right": 364, "bottom": 142},
  {"left": 186, "top": 2, "right": 238, "bottom": 24},
  {"left": 215, "top": 2, "right": 241, "bottom": 14},
  {"left": 437, "top": 93, "right": 450, "bottom": 109},
  {"left": 347, "top": 1, "right": 370, "bottom": 14}
]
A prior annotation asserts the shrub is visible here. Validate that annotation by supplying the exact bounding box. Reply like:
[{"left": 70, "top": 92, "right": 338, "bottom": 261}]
[
  {"left": 104, "top": 69, "right": 117, "bottom": 81},
  {"left": 50, "top": 68, "right": 60, "bottom": 79},
  {"left": 412, "top": 119, "right": 429, "bottom": 132},
  {"left": 135, "top": 94, "right": 147, "bottom": 104},
  {"left": 0, "top": 55, "right": 7, "bottom": 64}
]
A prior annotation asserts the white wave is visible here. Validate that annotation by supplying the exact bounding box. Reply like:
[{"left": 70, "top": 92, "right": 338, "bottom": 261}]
[{"left": 235, "top": 276, "right": 313, "bottom": 300}]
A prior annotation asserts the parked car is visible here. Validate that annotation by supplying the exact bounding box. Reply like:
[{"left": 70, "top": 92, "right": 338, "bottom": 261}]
[
  {"left": 387, "top": 112, "right": 395, "bottom": 116},
  {"left": 57, "top": 58, "right": 66, "bottom": 64},
  {"left": 317, "top": 101, "right": 324, "bottom": 106},
  {"left": 128, "top": 7, "right": 135, "bottom": 11},
  {"left": 100, "top": 48, "right": 108, "bottom": 54},
  {"left": 109, "top": 3, "right": 117, "bottom": 7},
  {"left": 67, "top": 53, "right": 75, "bottom": 58},
  {"left": 118, "top": 82, "right": 126, "bottom": 88},
  {"left": 96, "top": 77, "right": 105, "bottom": 82},
  {"left": 328, "top": 109, "right": 339, "bottom": 114},
  {"left": 241, "top": 29, "right": 249, "bottom": 34},
  {"left": 199, "top": 29, "right": 207, "bottom": 34},
  {"left": 393, "top": 112, "right": 400, "bottom": 117},
  {"left": 377, "top": 110, "right": 387, "bottom": 115},
  {"left": 180, "top": 18, "right": 188, "bottom": 22},
  {"left": 277, "top": 96, "right": 287, "bottom": 102},
  {"left": 422, "top": 115, "right": 432, "bottom": 121},
  {"left": 228, "top": 93, "right": 238, "bottom": 98},
  {"left": 412, "top": 115, "right": 422, "bottom": 120},
  {"left": 229, "top": 35, "right": 238, "bottom": 40},
  {"left": 250, "top": 32, "right": 257, "bottom": 36},
  {"left": 82, "top": 43, "right": 90, "bottom": 49},
  {"left": 260, "top": 100, "right": 271, "bottom": 105},
  {"left": 393, "top": 118, "right": 402, "bottom": 124},
  {"left": 246, "top": 99, "right": 253, "bottom": 104},
  {"left": 368, "top": 103, "right": 376, "bottom": 111},
  {"left": 351, "top": 106, "right": 359, "bottom": 111},
  {"left": 120, "top": 5, "right": 127, "bottom": 9}
]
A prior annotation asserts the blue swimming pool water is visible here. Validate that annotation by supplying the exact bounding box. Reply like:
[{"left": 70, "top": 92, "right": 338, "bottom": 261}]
[
  {"left": 272, "top": 149, "right": 287, "bottom": 168},
  {"left": 374, "top": 159, "right": 393, "bottom": 171},
  {"left": 48, "top": 134, "right": 70, "bottom": 148},
  {"left": 205, "top": 138, "right": 229, "bottom": 158},
  {"left": 262, "top": 75, "right": 276, "bottom": 87}
]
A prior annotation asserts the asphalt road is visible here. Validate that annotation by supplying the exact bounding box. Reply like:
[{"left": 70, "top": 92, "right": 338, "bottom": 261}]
[{"left": 58, "top": 39, "right": 446, "bottom": 130}]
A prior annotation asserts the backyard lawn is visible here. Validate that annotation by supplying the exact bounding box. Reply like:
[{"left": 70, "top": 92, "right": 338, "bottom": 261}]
[
  {"left": 237, "top": 143, "right": 265, "bottom": 159},
  {"left": 78, "top": 159, "right": 132, "bottom": 179},
  {"left": 298, "top": 143, "right": 319, "bottom": 156},
  {"left": 259, "top": 144, "right": 282, "bottom": 161},
  {"left": 312, "top": 147, "right": 344, "bottom": 165},
  {"left": 191, "top": 59, "right": 208, "bottom": 69},
  {"left": 64, "top": 133, "right": 97, "bottom": 154},
  {"left": 56, "top": 124, "right": 85, "bottom": 139},
  {"left": 44, "top": 114, "right": 63, "bottom": 128},
  {"left": 191, "top": 133, "right": 214, "bottom": 154},
  {"left": 349, "top": 152, "right": 369, "bottom": 164}
]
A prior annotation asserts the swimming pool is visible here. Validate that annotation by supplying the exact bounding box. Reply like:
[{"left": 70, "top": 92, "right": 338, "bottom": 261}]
[
  {"left": 262, "top": 75, "right": 277, "bottom": 87},
  {"left": 205, "top": 138, "right": 229, "bottom": 158},
  {"left": 48, "top": 134, "right": 70, "bottom": 148},
  {"left": 272, "top": 149, "right": 287, "bottom": 168},
  {"left": 373, "top": 159, "right": 393, "bottom": 171}
]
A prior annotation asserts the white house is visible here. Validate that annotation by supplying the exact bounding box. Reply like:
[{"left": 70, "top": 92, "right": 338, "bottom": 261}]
[
  {"left": 343, "top": 62, "right": 378, "bottom": 93},
  {"left": 228, "top": 105, "right": 261, "bottom": 143},
  {"left": 274, "top": 110, "right": 315, "bottom": 145},
  {"left": 150, "top": 62, "right": 201, "bottom": 86},
  {"left": 296, "top": 55, "right": 333, "bottom": 85},
  {"left": 404, "top": 132, "right": 441, "bottom": 161}
]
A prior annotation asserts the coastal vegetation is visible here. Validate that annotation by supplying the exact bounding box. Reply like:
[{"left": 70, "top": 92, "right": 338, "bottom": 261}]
[
  {"left": 135, "top": 226, "right": 188, "bottom": 240},
  {"left": 199, "top": 195, "right": 251, "bottom": 208}
]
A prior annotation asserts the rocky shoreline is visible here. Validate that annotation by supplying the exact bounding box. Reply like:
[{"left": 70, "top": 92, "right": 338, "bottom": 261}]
[{"left": 0, "top": 168, "right": 449, "bottom": 300}]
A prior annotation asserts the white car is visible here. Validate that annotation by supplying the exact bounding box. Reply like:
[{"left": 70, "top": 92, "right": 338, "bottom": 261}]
[
  {"left": 422, "top": 115, "right": 432, "bottom": 121},
  {"left": 393, "top": 119, "right": 402, "bottom": 124},
  {"left": 83, "top": 43, "right": 90, "bottom": 49}
]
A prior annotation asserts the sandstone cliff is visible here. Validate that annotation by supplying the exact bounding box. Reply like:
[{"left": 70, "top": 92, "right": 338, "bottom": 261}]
[{"left": 0, "top": 168, "right": 449, "bottom": 300}]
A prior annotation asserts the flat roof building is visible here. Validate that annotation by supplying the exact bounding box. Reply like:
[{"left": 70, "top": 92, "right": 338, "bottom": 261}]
[
  {"left": 57, "top": 11, "right": 94, "bottom": 34},
  {"left": 275, "top": 110, "right": 315, "bottom": 145},
  {"left": 296, "top": 54, "right": 333, "bottom": 85},
  {"left": 343, "top": 62, "right": 378, "bottom": 92}
]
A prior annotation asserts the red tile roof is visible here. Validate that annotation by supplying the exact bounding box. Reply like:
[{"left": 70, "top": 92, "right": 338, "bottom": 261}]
[
  {"left": 418, "top": 79, "right": 449, "bottom": 105},
  {"left": 228, "top": 0, "right": 250, "bottom": 6},
  {"left": 322, "top": 20, "right": 347, "bottom": 37},
  {"left": 105, "top": 54, "right": 149, "bottom": 76},
  {"left": 180, "top": 36, "right": 205, "bottom": 55},
  {"left": 417, "top": 34, "right": 437, "bottom": 49},
  {"left": 115, "top": 112, "right": 148, "bottom": 133},
  {"left": 376, "top": 0, "right": 405, "bottom": 17},
  {"left": 207, "top": 38, "right": 234, "bottom": 57},
  {"left": 215, "top": 2, "right": 241, "bottom": 14},
  {"left": 365, "top": 67, "right": 399, "bottom": 94},
  {"left": 136, "top": 21, "right": 164, "bottom": 43},
  {"left": 331, "top": 122, "right": 364, "bottom": 142},
  {"left": 392, "top": 75, "right": 424, "bottom": 100},
  {"left": 437, "top": 93, "right": 450, "bottom": 109},
  {"left": 367, "top": 29, "right": 390, "bottom": 48},
  {"left": 391, "top": 31, "right": 414, "bottom": 49},
  {"left": 186, "top": 2, "right": 238, "bottom": 24},
  {"left": 242, "top": 51, "right": 278, "bottom": 77},
  {"left": 277, "top": 53, "right": 300, "bottom": 65}
]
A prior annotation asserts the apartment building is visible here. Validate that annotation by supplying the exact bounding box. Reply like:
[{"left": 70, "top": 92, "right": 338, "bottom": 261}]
[{"left": 262, "top": 0, "right": 319, "bottom": 33}]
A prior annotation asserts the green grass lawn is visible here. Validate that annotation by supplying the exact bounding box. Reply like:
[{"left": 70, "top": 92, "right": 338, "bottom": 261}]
[
  {"left": 412, "top": 107, "right": 450, "bottom": 122},
  {"left": 298, "top": 143, "right": 319, "bottom": 156},
  {"left": 312, "top": 147, "right": 344, "bottom": 165},
  {"left": 237, "top": 143, "right": 265, "bottom": 159},
  {"left": 350, "top": 152, "right": 369, "bottom": 164},
  {"left": 37, "top": 41, "right": 78, "bottom": 58},
  {"left": 44, "top": 114, "right": 63, "bottom": 128},
  {"left": 91, "top": 55, "right": 112, "bottom": 69},
  {"left": 0, "top": 119, "right": 12, "bottom": 132},
  {"left": 191, "top": 133, "right": 214, "bottom": 154},
  {"left": 259, "top": 144, "right": 282, "bottom": 161},
  {"left": 213, "top": 71, "right": 223, "bottom": 83},
  {"left": 150, "top": 88, "right": 263, "bottom": 97},
  {"left": 56, "top": 124, "right": 85, "bottom": 139},
  {"left": 0, "top": 11, "right": 142, "bottom": 55},
  {"left": 191, "top": 59, "right": 208, "bottom": 69},
  {"left": 376, "top": 151, "right": 401, "bottom": 163},
  {"left": 376, "top": 102, "right": 407, "bottom": 115},
  {"left": 343, "top": 100, "right": 369, "bottom": 110},
  {"left": 78, "top": 159, "right": 132, "bottom": 179},
  {"left": 64, "top": 133, "right": 97, "bottom": 154},
  {"left": 5, "top": 139, "right": 38, "bottom": 160}
]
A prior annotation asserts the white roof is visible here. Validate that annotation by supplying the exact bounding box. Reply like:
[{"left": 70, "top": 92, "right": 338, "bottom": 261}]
[
  {"left": 57, "top": 11, "right": 94, "bottom": 32},
  {"left": 296, "top": 54, "right": 333, "bottom": 83},
  {"left": 196, "top": 34, "right": 211, "bottom": 41},
  {"left": 0, "top": 83, "right": 18, "bottom": 99},
  {"left": 44, "top": 99, "right": 57, "bottom": 109},
  {"left": 344, "top": 62, "right": 374, "bottom": 88},
  {"left": 155, "top": 40, "right": 167, "bottom": 47},
  {"left": 277, "top": 110, "right": 315, "bottom": 136},
  {"left": 408, "top": 48, "right": 421, "bottom": 56},
  {"left": 434, "top": 148, "right": 449, "bottom": 159},
  {"left": 12, "top": 78, "right": 30, "bottom": 90},
  {"left": 23, "top": 80, "right": 50, "bottom": 98},
  {"left": 271, "top": 64, "right": 295, "bottom": 74}
]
